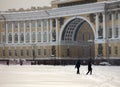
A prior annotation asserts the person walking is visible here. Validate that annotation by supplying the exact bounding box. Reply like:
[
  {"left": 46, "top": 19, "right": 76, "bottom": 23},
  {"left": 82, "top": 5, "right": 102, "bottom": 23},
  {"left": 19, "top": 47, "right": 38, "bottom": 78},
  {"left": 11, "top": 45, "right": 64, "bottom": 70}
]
[
  {"left": 75, "top": 60, "right": 81, "bottom": 74},
  {"left": 86, "top": 61, "right": 92, "bottom": 75}
]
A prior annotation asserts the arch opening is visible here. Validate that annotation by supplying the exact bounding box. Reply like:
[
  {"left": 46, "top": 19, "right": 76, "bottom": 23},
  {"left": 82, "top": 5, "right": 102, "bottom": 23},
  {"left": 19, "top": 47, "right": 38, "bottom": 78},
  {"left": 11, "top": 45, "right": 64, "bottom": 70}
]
[{"left": 60, "top": 17, "right": 95, "bottom": 59}]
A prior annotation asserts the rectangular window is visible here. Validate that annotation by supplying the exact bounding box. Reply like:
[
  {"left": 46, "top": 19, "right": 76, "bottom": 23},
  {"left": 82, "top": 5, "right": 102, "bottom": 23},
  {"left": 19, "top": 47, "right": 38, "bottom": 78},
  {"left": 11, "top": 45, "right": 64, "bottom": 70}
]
[
  {"left": 32, "top": 32, "right": 36, "bottom": 42},
  {"left": 109, "top": 14, "right": 112, "bottom": 20},
  {"left": 108, "top": 46, "right": 111, "bottom": 55},
  {"left": 26, "top": 22, "right": 29, "bottom": 28},
  {"left": 20, "top": 22, "right": 24, "bottom": 29},
  {"left": 32, "top": 21, "right": 35, "bottom": 28},
  {"left": 26, "top": 49, "right": 29, "bottom": 56},
  {"left": 108, "top": 28, "right": 112, "bottom": 38},
  {"left": 2, "top": 50, "right": 5, "bottom": 56},
  {"left": 114, "top": 46, "right": 118, "bottom": 55},
  {"left": 37, "top": 21, "right": 41, "bottom": 27},
  {"left": 37, "top": 32, "right": 41, "bottom": 42},
  {"left": 2, "top": 34, "right": 6, "bottom": 43},
  {"left": 115, "top": 27, "right": 118, "bottom": 38},
  {"left": 9, "top": 50, "right": 12, "bottom": 56},
  {"left": 14, "top": 22, "right": 18, "bottom": 29},
  {"left": 98, "top": 26, "right": 103, "bottom": 39},
  {"left": 116, "top": 13, "right": 118, "bottom": 20},
  {"left": 21, "top": 50, "right": 23, "bottom": 56},
  {"left": 2, "top": 23, "right": 5, "bottom": 29},
  {"left": 44, "top": 49, "right": 46, "bottom": 56},
  {"left": 15, "top": 50, "right": 17, "bottom": 56},
  {"left": 43, "top": 32, "right": 47, "bottom": 42},
  {"left": 8, "top": 22, "right": 12, "bottom": 29},
  {"left": 38, "top": 49, "right": 41, "bottom": 55}
]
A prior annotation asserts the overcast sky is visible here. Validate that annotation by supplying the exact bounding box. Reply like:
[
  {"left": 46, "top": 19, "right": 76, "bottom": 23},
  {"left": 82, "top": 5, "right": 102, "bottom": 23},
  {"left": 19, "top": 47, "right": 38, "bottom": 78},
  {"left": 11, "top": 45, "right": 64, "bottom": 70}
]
[{"left": 0, "top": 0, "right": 52, "bottom": 11}]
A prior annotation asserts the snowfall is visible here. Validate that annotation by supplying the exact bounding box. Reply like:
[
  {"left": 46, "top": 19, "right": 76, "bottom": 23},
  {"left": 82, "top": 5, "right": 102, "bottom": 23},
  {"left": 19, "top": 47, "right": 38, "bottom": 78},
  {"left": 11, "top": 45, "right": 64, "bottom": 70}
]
[{"left": 0, "top": 65, "right": 120, "bottom": 87}]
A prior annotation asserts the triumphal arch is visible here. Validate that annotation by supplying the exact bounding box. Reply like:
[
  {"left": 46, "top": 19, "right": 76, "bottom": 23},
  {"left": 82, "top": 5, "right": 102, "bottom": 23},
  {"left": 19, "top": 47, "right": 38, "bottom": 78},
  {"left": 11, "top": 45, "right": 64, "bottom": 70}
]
[{"left": 0, "top": 0, "right": 120, "bottom": 64}]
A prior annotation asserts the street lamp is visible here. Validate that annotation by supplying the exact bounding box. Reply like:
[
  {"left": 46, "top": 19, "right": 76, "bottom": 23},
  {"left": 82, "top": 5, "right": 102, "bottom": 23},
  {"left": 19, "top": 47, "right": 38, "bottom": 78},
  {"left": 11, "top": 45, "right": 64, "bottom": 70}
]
[
  {"left": 88, "top": 40, "right": 94, "bottom": 60},
  {"left": 32, "top": 44, "right": 36, "bottom": 62}
]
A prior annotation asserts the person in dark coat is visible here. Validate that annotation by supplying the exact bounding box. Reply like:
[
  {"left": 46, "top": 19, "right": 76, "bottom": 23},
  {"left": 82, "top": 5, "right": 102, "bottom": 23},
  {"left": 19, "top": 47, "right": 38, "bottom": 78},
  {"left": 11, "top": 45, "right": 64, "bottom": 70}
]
[
  {"left": 75, "top": 60, "right": 81, "bottom": 74},
  {"left": 86, "top": 61, "right": 92, "bottom": 75}
]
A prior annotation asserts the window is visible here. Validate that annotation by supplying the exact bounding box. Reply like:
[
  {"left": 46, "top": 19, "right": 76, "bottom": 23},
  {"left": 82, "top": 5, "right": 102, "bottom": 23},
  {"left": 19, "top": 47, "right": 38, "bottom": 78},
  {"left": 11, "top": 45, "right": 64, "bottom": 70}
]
[
  {"left": 88, "top": 33, "right": 91, "bottom": 40},
  {"left": 2, "top": 22, "right": 5, "bottom": 29},
  {"left": 20, "top": 33, "right": 24, "bottom": 42},
  {"left": 14, "top": 33, "right": 18, "bottom": 43},
  {"left": 98, "top": 44, "right": 103, "bottom": 56},
  {"left": 108, "top": 46, "right": 111, "bottom": 55},
  {"left": 9, "top": 50, "right": 12, "bottom": 56},
  {"left": 108, "top": 27, "right": 112, "bottom": 38},
  {"left": 14, "top": 22, "right": 18, "bottom": 28},
  {"left": 109, "top": 14, "right": 112, "bottom": 20},
  {"left": 31, "top": 21, "right": 35, "bottom": 28},
  {"left": 115, "top": 13, "right": 118, "bottom": 20},
  {"left": 82, "top": 33, "right": 85, "bottom": 41},
  {"left": 38, "top": 49, "right": 41, "bottom": 55},
  {"left": 15, "top": 50, "right": 17, "bottom": 56},
  {"left": 2, "top": 50, "right": 5, "bottom": 56},
  {"left": 26, "top": 22, "right": 29, "bottom": 28},
  {"left": 26, "top": 33, "right": 30, "bottom": 43},
  {"left": 98, "top": 26, "right": 103, "bottom": 39},
  {"left": 114, "top": 46, "right": 118, "bottom": 55},
  {"left": 44, "top": 49, "right": 46, "bottom": 56},
  {"left": 43, "top": 20, "right": 47, "bottom": 28},
  {"left": 26, "top": 49, "right": 29, "bottom": 56},
  {"left": 2, "top": 34, "right": 6, "bottom": 43},
  {"left": 37, "top": 32, "right": 41, "bottom": 42},
  {"left": 37, "top": 21, "right": 41, "bottom": 27},
  {"left": 21, "top": 49, "right": 23, "bottom": 56},
  {"left": 8, "top": 22, "right": 12, "bottom": 29},
  {"left": 32, "top": 32, "right": 36, "bottom": 42},
  {"left": 20, "top": 22, "right": 24, "bottom": 29},
  {"left": 115, "top": 27, "right": 118, "bottom": 38},
  {"left": 8, "top": 33, "right": 12, "bottom": 43},
  {"left": 43, "top": 32, "right": 47, "bottom": 42}
]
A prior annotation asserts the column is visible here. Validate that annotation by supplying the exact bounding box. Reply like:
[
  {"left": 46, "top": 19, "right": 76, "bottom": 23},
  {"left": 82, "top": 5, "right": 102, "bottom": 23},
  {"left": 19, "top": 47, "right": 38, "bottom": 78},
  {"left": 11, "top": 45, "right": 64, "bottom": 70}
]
[
  {"left": 118, "top": 12, "right": 120, "bottom": 38},
  {"left": 6, "top": 23, "right": 8, "bottom": 44},
  {"left": 47, "top": 19, "right": 49, "bottom": 42},
  {"left": 103, "top": 13, "right": 106, "bottom": 39},
  {"left": 50, "top": 19, "right": 52, "bottom": 42},
  {"left": 41, "top": 20, "right": 43, "bottom": 43},
  {"left": 12, "top": 22, "right": 14, "bottom": 44},
  {"left": 35, "top": 21, "right": 38, "bottom": 43},
  {"left": 112, "top": 13, "right": 115, "bottom": 39},
  {"left": 18, "top": 22, "right": 20, "bottom": 43},
  {"left": 24, "top": 21, "right": 26, "bottom": 43},
  {"left": 95, "top": 13, "right": 99, "bottom": 39},
  {"left": 29, "top": 21, "right": 32, "bottom": 43},
  {"left": 56, "top": 18, "right": 58, "bottom": 42}
]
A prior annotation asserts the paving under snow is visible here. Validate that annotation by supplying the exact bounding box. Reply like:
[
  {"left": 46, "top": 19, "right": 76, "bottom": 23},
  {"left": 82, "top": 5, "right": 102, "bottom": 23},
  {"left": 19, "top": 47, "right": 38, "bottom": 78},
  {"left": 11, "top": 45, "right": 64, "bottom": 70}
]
[{"left": 0, "top": 65, "right": 120, "bottom": 87}]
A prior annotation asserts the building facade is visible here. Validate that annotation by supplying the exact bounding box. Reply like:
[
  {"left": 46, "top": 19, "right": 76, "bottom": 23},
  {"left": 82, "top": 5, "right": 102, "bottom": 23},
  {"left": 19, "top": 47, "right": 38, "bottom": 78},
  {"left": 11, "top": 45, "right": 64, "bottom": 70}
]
[{"left": 0, "top": 0, "right": 120, "bottom": 62}]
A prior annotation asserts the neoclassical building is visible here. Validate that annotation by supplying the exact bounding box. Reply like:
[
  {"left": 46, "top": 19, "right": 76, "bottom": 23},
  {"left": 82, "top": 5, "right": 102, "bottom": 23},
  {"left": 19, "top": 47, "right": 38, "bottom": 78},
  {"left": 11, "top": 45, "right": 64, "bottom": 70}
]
[{"left": 0, "top": 0, "right": 120, "bottom": 62}]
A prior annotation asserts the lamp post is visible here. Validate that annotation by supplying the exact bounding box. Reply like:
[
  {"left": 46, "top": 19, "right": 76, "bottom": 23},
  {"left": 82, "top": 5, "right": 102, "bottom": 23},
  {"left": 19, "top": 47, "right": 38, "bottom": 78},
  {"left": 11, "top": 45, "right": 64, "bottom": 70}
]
[
  {"left": 88, "top": 40, "right": 94, "bottom": 60},
  {"left": 32, "top": 44, "right": 36, "bottom": 62}
]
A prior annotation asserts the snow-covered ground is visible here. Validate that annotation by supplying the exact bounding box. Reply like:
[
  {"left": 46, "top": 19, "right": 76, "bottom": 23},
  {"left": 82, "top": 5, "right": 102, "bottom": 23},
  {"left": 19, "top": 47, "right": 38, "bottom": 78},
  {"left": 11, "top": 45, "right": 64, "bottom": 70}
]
[{"left": 0, "top": 65, "right": 120, "bottom": 87}]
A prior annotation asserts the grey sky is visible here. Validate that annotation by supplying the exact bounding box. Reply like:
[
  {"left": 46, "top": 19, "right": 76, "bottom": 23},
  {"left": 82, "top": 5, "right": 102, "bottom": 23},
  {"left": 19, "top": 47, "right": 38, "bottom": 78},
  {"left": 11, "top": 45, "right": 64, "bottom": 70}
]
[{"left": 0, "top": 0, "right": 52, "bottom": 11}]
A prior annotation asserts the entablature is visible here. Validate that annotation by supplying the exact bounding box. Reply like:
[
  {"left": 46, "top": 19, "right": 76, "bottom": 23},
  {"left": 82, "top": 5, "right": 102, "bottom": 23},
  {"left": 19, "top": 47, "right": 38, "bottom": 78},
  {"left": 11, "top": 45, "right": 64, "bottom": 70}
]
[
  {"left": 0, "top": 1, "right": 120, "bottom": 21},
  {"left": 0, "top": 2, "right": 105, "bottom": 21}
]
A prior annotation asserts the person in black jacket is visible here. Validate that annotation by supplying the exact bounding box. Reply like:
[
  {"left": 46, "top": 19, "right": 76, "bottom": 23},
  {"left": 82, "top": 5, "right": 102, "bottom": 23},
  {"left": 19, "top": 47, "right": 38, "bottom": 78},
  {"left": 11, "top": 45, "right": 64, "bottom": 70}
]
[
  {"left": 75, "top": 60, "right": 81, "bottom": 74},
  {"left": 86, "top": 61, "right": 92, "bottom": 75}
]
